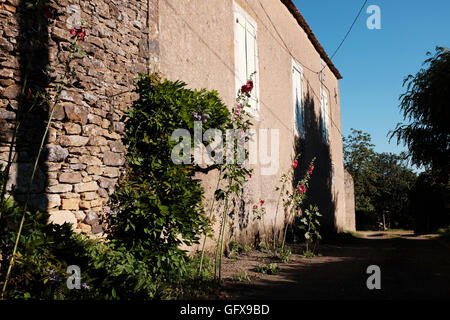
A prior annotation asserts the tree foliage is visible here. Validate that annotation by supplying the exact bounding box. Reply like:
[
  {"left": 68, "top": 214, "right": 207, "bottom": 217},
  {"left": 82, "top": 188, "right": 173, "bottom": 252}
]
[
  {"left": 344, "top": 129, "right": 417, "bottom": 229},
  {"left": 391, "top": 47, "right": 450, "bottom": 174}
]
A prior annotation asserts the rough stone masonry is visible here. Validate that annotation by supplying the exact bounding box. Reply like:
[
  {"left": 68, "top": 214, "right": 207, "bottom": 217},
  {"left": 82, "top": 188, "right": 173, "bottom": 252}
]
[{"left": 0, "top": 0, "right": 159, "bottom": 235}]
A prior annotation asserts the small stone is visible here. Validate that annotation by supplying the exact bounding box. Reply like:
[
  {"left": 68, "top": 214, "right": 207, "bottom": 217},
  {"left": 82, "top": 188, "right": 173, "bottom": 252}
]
[
  {"left": 1, "top": 84, "right": 21, "bottom": 99},
  {"left": 98, "top": 188, "right": 108, "bottom": 198},
  {"left": 47, "top": 194, "right": 61, "bottom": 209},
  {"left": 75, "top": 211, "right": 86, "bottom": 221},
  {"left": 59, "top": 135, "right": 89, "bottom": 147},
  {"left": 46, "top": 184, "right": 73, "bottom": 194},
  {"left": 84, "top": 211, "right": 99, "bottom": 225},
  {"left": 90, "top": 199, "right": 103, "bottom": 207},
  {"left": 61, "top": 198, "right": 80, "bottom": 210},
  {"left": 74, "top": 181, "right": 98, "bottom": 193},
  {"left": 79, "top": 201, "right": 91, "bottom": 210},
  {"left": 64, "top": 103, "right": 88, "bottom": 124},
  {"left": 64, "top": 123, "right": 82, "bottom": 135},
  {"left": 103, "top": 151, "right": 125, "bottom": 166},
  {"left": 48, "top": 211, "right": 77, "bottom": 228},
  {"left": 80, "top": 155, "right": 102, "bottom": 166},
  {"left": 46, "top": 145, "right": 69, "bottom": 162},
  {"left": 109, "top": 141, "right": 126, "bottom": 153},
  {"left": 91, "top": 224, "right": 104, "bottom": 234},
  {"left": 82, "top": 192, "right": 99, "bottom": 201},
  {"left": 79, "top": 223, "right": 92, "bottom": 233},
  {"left": 88, "top": 136, "right": 108, "bottom": 146},
  {"left": 98, "top": 177, "right": 116, "bottom": 189},
  {"left": 59, "top": 172, "right": 82, "bottom": 184},
  {"left": 86, "top": 165, "right": 103, "bottom": 175},
  {"left": 102, "top": 167, "right": 119, "bottom": 178}
]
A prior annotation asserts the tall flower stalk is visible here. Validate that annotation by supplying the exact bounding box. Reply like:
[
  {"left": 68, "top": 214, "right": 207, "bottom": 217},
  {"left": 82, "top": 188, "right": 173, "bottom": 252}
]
[
  {"left": 212, "top": 76, "right": 255, "bottom": 281},
  {"left": 280, "top": 158, "right": 316, "bottom": 251},
  {"left": 1, "top": 26, "right": 87, "bottom": 299}
]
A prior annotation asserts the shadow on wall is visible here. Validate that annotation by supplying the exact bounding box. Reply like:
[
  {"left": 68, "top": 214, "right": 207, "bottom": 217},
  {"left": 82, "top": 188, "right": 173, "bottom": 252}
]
[
  {"left": 1, "top": 1, "right": 51, "bottom": 212},
  {"left": 292, "top": 90, "right": 337, "bottom": 235}
]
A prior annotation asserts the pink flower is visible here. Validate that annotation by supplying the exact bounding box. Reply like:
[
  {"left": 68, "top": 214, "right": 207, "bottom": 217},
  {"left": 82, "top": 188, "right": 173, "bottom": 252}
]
[
  {"left": 253, "top": 204, "right": 258, "bottom": 210},
  {"left": 298, "top": 185, "right": 306, "bottom": 194},
  {"left": 309, "top": 165, "right": 314, "bottom": 175},
  {"left": 292, "top": 160, "right": 298, "bottom": 168},
  {"left": 236, "top": 104, "right": 242, "bottom": 115}
]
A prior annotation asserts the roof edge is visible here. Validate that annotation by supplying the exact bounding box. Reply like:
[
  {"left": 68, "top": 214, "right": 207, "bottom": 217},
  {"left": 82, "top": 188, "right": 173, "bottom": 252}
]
[{"left": 280, "top": 0, "right": 343, "bottom": 79}]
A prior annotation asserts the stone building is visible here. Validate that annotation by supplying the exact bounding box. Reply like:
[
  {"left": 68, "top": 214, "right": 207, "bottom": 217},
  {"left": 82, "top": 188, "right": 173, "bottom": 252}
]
[{"left": 0, "top": 0, "right": 354, "bottom": 241}]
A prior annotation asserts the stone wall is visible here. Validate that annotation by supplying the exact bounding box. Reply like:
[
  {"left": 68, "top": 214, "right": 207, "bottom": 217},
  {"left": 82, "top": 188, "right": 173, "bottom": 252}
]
[
  {"left": 0, "top": 0, "right": 159, "bottom": 235},
  {"left": 344, "top": 169, "right": 356, "bottom": 231}
]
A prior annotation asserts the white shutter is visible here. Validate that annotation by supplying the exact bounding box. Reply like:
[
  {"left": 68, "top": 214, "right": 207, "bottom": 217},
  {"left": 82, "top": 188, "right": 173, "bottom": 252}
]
[
  {"left": 321, "top": 89, "right": 329, "bottom": 142},
  {"left": 234, "top": 2, "right": 259, "bottom": 114},
  {"left": 293, "top": 66, "right": 303, "bottom": 135},
  {"left": 235, "top": 12, "right": 247, "bottom": 93},
  {"left": 246, "top": 22, "right": 257, "bottom": 111}
]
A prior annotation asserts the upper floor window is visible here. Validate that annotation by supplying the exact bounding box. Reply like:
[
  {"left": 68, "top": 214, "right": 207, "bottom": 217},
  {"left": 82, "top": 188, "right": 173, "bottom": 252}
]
[
  {"left": 292, "top": 60, "right": 304, "bottom": 137},
  {"left": 234, "top": 2, "right": 259, "bottom": 115},
  {"left": 320, "top": 88, "right": 329, "bottom": 143}
]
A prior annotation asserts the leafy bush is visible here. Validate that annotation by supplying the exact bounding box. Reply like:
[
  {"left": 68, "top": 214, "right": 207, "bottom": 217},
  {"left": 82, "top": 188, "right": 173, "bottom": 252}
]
[{"left": 107, "top": 74, "right": 232, "bottom": 283}]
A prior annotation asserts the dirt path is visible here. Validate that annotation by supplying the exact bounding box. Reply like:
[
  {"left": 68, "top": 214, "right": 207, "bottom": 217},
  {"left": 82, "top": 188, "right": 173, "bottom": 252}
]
[{"left": 218, "top": 231, "right": 450, "bottom": 300}]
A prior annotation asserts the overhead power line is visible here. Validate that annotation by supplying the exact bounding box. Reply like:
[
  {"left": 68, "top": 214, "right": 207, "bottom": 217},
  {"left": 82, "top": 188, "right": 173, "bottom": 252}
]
[{"left": 329, "top": 0, "right": 368, "bottom": 61}]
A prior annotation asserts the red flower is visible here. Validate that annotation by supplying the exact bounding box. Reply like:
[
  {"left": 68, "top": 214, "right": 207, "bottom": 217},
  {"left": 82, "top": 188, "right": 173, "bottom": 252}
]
[
  {"left": 70, "top": 26, "right": 85, "bottom": 41},
  {"left": 292, "top": 160, "right": 298, "bottom": 168},
  {"left": 241, "top": 80, "right": 254, "bottom": 94},
  {"left": 43, "top": 5, "right": 54, "bottom": 19},
  {"left": 26, "top": 88, "right": 32, "bottom": 100},
  {"left": 260, "top": 200, "right": 265, "bottom": 206},
  {"left": 253, "top": 204, "right": 258, "bottom": 210},
  {"left": 249, "top": 174, "right": 252, "bottom": 179},
  {"left": 298, "top": 185, "right": 306, "bottom": 194},
  {"left": 309, "top": 165, "right": 314, "bottom": 175}
]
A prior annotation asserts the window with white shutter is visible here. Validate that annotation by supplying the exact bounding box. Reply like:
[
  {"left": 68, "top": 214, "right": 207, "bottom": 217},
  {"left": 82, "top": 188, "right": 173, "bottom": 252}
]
[
  {"left": 320, "top": 88, "right": 329, "bottom": 143},
  {"left": 234, "top": 2, "right": 259, "bottom": 114},
  {"left": 292, "top": 60, "right": 304, "bottom": 137}
]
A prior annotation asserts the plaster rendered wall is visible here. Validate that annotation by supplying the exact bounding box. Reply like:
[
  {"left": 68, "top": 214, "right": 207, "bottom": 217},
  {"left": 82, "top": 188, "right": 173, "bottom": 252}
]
[
  {"left": 344, "top": 169, "right": 356, "bottom": 232},
  {"left": 159, "top": 0, "right": 346, "bottom": 251},
  {"left": 0, "top": 0, "right": 158, "bottom": 235}
]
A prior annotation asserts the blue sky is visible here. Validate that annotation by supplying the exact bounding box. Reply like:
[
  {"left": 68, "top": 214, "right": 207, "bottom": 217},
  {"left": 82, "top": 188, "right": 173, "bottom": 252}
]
[{"left": 294, "top": 0, "right": 450, "bottom": 156}]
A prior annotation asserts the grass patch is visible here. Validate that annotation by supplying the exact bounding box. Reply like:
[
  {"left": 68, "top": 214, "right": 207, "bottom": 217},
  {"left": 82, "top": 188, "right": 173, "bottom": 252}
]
[{"left": 252, "top": 263, "right": 280, "bottom": 275}]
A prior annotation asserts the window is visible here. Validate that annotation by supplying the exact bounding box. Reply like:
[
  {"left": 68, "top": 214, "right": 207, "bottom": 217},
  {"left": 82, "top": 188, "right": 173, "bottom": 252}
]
[
  {"left": 320, "top": 88, "right": 329, "bottom": 143},
  {"left": 234, "top": 2, "right": 259, "bottom": 114},
  {"left": 292, "top": 60, "right": 304, "bottom": 136}
]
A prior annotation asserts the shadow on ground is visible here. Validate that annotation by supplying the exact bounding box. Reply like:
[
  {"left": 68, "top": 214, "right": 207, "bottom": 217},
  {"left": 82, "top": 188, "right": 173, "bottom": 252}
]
[{"left": 219, "top": 232, "right": 450, "bottom": 300}]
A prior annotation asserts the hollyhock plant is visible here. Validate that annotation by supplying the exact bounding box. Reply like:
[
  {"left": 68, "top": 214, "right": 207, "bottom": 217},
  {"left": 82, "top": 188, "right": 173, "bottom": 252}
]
[
  {"left": 240, "top": 80, "right": 254, "bottom": 95},
  {"left": 70, "top": 26, "right": 86, "bottom": 41},
  {"left": 298, "top": 185, "right": 306, "bottom": 194},
  {"left": 43, "top": 5, "right": 54, "bottom": 19},
  {"left": 309, "top": 165, "right": 314, "bottom": 175},
  {"left": 26, "top": 88, "right": 32, "bottom": 100}
]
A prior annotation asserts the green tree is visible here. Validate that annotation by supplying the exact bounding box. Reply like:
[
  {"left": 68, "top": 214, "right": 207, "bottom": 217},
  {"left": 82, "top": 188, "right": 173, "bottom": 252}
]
[
  {"left": 390, "top": 47, "right": 450, "bottom": 174},
  {"left": 390, "top": 47, "right": 450, "bottom": 232},
  {"left": 343, "top": 129, "right": 377, "bottom": 216},
  {"left": 344, "top": 129, "right": 417, "bottom": 229},
  {"left": 371, "top": 152, "right": 417, "bottom": 229}
]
